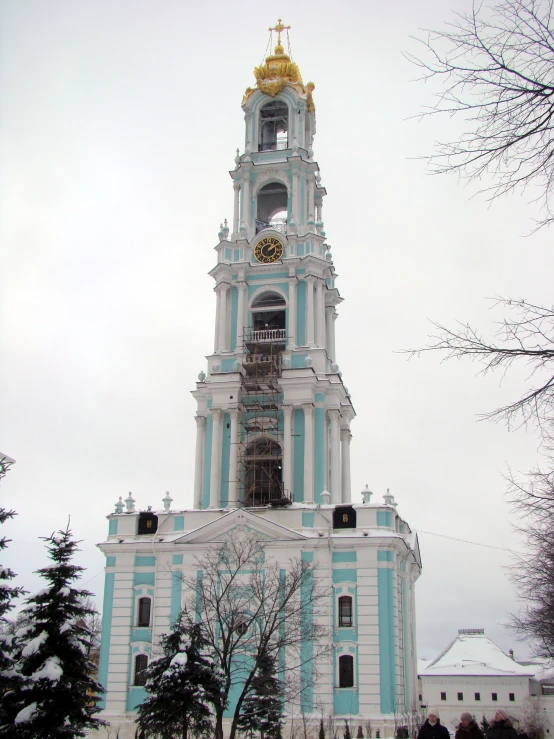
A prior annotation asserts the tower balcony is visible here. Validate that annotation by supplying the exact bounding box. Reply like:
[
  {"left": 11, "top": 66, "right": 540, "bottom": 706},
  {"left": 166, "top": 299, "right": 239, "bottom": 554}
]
[
  {"left": 246, "top": 328, "right": 287, "bottom": 344},
  {"left": 255, "top": 218, "right": 287, "bottom": 235}
]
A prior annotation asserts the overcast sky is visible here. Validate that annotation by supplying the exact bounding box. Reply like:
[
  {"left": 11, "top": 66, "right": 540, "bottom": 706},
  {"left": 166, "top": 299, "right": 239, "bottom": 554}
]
[{"left": 1, "top": 0, "right": 552, "bottom": 662}]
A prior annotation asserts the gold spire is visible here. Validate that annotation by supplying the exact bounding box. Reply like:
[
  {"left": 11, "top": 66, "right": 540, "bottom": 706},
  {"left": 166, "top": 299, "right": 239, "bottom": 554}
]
[{"left": 242, "top": 19, "right": 315, "bottom": 107}]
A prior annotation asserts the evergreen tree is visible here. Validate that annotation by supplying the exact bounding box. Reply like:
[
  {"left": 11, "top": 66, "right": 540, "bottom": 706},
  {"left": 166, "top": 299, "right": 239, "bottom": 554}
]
[
  {"left": 319, "top": 718, "right": 326, "bottom": 739},
  {"left": 0, "top": 456, "right": 26, "bottom": 728},
  {"left": 3, "top": 525, "right": 105, "bottom": 738},
  {"left": 344, "top": 721, "right": 352, "bottom": 739},
  {"left": 237, "top": 650, "right": 284, "bottom": 739},
  {"left": 136, "top": 614, "right": 225, "bottom": 739}
]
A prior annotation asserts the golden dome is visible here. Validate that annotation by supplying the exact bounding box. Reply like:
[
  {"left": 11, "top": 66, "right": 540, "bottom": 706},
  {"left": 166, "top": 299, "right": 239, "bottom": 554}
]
[{"left": 242, "top": 20, "right": 315, "bottom": 109}]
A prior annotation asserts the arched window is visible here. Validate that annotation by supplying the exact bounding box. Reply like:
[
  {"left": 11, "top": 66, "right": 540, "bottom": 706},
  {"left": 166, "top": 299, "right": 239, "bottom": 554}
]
[
  {"left": 137, "top": 597, "right": 151, "bottom": 627},
  {"left": 251, "top": 291, "right": 286, "bottom": 332},
  {"left": 134, "top": 654, "right": 148, "bottom": 686},
  {"left": 256, "top": 182, "right": 288, "bottom": 233},
  {"left": 243, "top": 437, "right": 283, "bottom": 507},
  {"left": 338, "top": 654, "right": 354, "bottom": 688},
  {"left": 259, "top": 100, "right": 288, "bottom": 151},
  {"left": 338, "top": 596, "right": 353, "bottom": 627}
]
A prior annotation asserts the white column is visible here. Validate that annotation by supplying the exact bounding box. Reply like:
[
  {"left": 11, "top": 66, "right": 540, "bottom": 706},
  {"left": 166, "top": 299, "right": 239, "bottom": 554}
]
[
  {"left": 316, "top": 200, "right": 322, "bottom": 223},
  {"left": 340, "top": 427, "right": 352, "bottom": 504},
  {"left": 306, "top": 277, "right": 315, "bottom": 348},
  {"left": 213, "top": 286, "right": 222, "bottom": 354},
  {"left": 237, "top": 282, "right": 247, "bottom": 349},
  {"left": 283, "top": 405, "right": 294, "bottom": 498},
  {"left": 232, "top": 182, "right": 240, "bottom": 237},
  {"left": 209, "top": 409, "right": 222, "bottom": 508},
  {"left": 325, "top": 306, "right": 333, "bottom": 359},
  {"left": 243, "top": 173, "right": 251, "bottom": 234},
  {"left": 228, "top": 409, "right": 240, "bottom": 508},
  {"left": 315, "top": 279, "right": 325, "bottom": 347},
  {"left": 193, "top": 416, "right": 206, "bottom": 509},
  {"left": 292, "top": 170, "right": 299, "bottom": 228},
  {"left": 331, "top": 310, "right": 338, "bottom": 363},
  {"left": 307, "top": 175, "right": 315, "bottom": 223},
  {"left": 329, "top": 409, "right": 341, "bottom": 505},
  {"left": 287, "top": 278, "right": 297, "bottom": 350},
  {"left": 303, "top": 403, "right": 314, "bottom": 503},
  {"left": 218, "top": 284, "right": 229, "bottom": 353}
]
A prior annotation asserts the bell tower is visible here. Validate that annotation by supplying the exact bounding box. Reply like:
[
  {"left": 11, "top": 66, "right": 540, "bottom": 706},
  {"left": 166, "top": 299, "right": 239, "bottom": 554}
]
[{"left": 191, "top": 21, "right": 355, "bottom": 511}]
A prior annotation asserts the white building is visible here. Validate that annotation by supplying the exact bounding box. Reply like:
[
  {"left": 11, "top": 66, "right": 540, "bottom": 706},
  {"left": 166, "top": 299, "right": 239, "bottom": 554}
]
[
  {"left": 419, "top": 629, "right": 538, "bottom": 729},
  {"left": 94, "top": 22, "right": 422, "bottom": 739}
]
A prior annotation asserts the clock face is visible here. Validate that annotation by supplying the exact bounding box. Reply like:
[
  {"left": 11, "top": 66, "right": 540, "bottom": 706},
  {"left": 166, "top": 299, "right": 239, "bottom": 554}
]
[{"left": 254, "top": 236, "right": 285, "bottom": 264}]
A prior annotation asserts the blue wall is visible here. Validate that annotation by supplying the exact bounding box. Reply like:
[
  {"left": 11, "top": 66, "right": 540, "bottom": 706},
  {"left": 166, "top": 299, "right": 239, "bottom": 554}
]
[
  {"left": 314, "top": 406, "right": 325, "bottom": 503},
  {"left": 378, "top": 567, "right": 396, "bottom": 713},
  {"left": 293, "top": 408, "right": 305, "bottom": 501},
  {"left": 220, "top": 412, "right": 231, "bottom": 507},
  {"left": 97, "top": 571, "right": 114, "bottom": 708},
  {"left": 202, "top": 414, "right": 213, "bottom": 508}
]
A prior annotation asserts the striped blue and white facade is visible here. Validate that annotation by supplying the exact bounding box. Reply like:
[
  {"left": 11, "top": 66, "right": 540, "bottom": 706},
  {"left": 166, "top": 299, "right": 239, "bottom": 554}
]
[{"left": 94, "top": 31, "right": 422, "bottom": 739}]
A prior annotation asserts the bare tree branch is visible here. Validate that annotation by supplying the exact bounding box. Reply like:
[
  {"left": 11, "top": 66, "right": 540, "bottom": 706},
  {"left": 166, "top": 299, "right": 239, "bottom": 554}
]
[{"left": 406, "top": 0, "right": 554, "bottom": 230}]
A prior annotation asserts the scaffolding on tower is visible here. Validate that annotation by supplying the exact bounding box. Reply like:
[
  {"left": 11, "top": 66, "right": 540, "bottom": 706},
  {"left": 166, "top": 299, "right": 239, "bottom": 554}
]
[{"left": 237, "top": 326, "right": 291, "bottom": 507}]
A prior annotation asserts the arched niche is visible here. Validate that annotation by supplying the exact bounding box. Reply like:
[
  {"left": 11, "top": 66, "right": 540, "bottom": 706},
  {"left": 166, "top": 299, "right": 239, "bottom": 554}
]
[{"left": 242, "top": 437, "right": 283, "bottom": 507}]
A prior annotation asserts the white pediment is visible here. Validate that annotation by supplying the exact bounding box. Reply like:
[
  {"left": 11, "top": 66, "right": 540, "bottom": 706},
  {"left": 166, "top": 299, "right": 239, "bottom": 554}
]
[{"left": 173, "top": 508, "right": 307, "bottom": 545}]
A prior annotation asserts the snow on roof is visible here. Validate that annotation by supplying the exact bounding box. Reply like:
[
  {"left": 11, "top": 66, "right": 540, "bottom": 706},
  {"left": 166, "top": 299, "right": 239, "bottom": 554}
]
[
  {"left": 420, "top": 629, "right": 535, "bottom": 677},
  {"left": 534, "top": 665, "right": 554, "bottom": 682}
]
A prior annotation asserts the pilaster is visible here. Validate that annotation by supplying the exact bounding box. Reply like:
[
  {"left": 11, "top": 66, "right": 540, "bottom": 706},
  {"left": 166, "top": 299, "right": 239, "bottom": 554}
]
[
  {"left": 303, "top": 403, "right": 314, "bottom": 503},
  {"left": 209, "top": 409, "right": 222, "bottom": 508},
  {"left": 329, "top": 409, "right": 341, "bottom": 504},
  {"left": 193, "top": 416, "right": 206, "bottom": 509}
]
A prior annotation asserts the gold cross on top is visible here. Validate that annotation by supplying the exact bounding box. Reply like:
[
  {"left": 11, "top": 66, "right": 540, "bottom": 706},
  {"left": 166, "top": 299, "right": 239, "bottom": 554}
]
[{"left": 269, "top": 18, "right": 291, "bottom": 47}]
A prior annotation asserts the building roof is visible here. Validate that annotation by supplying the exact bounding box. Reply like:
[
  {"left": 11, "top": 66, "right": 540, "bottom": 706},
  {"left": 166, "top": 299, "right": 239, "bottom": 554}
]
[{"left": 420, "top": 629, "right": 535, "bottom": 677}]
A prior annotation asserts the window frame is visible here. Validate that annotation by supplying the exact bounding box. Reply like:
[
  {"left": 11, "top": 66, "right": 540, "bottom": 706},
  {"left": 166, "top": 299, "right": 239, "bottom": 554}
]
[
  {"left": 492, "top": 693, "right": 498, "bottom": 702},
  {"left": 440, "top": 692, "right": 446, "bottom": 701},
  {"left": 458, "top": 692, "right": 464, "bottom": 701},
  {"left": 134, "top": 654, "right": 148, "bottom": 686},
  {"left": 338, "top": 595, "right": 353, "bottom": 628},
  {"left": 475, "top": 692, "right": 481, "bottom": 701},
  {"left": 136, "top": 596, "right": 152, "bottom": 628},
  {"left": 509, "top": 693, "right": 515, "bottom": 702},
  {"left": 338, "top": 654, "right": 354, "bottom": 689}
]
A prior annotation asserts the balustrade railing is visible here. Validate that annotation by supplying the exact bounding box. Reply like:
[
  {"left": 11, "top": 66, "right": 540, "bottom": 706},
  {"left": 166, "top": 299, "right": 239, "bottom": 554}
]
[
  {"left": 258, "top": 140, "right": 288, "bottom": 152},
  {"left": 247, "top": 328, "right": 286, "bottom": 343},
  {"left": 255, "top": 219, "right": 287, "bottom": 235}
]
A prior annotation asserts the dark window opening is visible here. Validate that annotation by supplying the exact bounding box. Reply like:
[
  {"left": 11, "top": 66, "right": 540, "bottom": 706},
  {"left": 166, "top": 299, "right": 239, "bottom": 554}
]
[
  {"left": 458, "top": 692, "right": 463, "bottom": 701},
  {"left": 475, "top": 693, "right": 481, "bottom": 701},
  {"left": 419, "top": 694, "right": 422, "bottom": 702},
  {"left": 243, "top": 438, "right": 283, "bottom": 506},
  {"left": 137, "top": 512, "right": 158, "bottom": 535},
  {"left": 333, "top": 506, "right": 357, "bottom": 529},
  {"left": 137, "top": 597, "right": 151, "bottom": 627},
  {"left": 338, "top": 655, "right": 354, "bottom": 688},
  {"left": 256, "top": 183, "right": 288, "bottom": 233},
  {"left": 338, "top": 596, "right": 353, "bottom": 627},
  {"left": 440, "top": 692, "right": 446, "bottom": 701},
  {"left": 235, "top": 621, "right": 248, "bottom": 636},
  {"left": 259, "top": 101, "right": 288, "bottom": 152},
  {"left": 509, "top": 693, "right": 515, "bottom": 702},
  {"left": 134, "top": 654, "right": 148, "bottom": 686},
  {"left": 492, "top": 693, "right": 498, "bottom": 702}
]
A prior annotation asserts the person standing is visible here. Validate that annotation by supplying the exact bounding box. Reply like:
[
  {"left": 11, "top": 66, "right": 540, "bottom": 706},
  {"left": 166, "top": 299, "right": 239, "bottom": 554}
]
[
  {"left": 486, "top": 710, "right": 518, "bottom": 739},
  {"left": 417, "top": 710, "right": 450, "bottom": 739},
  {"left": 456, "top": 712, "right": 484, "bottom": 739}
]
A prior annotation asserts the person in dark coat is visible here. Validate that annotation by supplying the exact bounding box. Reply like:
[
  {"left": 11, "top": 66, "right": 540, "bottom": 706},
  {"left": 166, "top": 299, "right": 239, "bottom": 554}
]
[
  {"left": 486, "top": 710, "right": 518, "bottom": 739},
  {"left": 455, "top": 712, "right": 484, "bottom": 739},
  {"left": 417, "top": 709, "right": 450, "bottom": 739}
]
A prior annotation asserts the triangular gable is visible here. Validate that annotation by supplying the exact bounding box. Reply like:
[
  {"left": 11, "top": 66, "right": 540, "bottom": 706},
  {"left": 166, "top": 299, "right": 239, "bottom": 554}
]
[{"left": 173, "top": 508, "right": 308, "bottom": 545}]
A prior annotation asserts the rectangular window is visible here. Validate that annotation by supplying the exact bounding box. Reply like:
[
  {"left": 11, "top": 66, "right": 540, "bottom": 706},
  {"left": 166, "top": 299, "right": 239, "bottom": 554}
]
[
  {"left": 458, "top": 692, "right": 463, "bottom": 701},
  {"left": 475, "top": 693, "right": 481, "bottom": 701},
  {"left": 419, "top": 694, "right": 422, "bottom": 702},
  {"left": 509, "top": 693, "right": 515, "bottom": 702},
  {"left": 137, "top": 597, "right": 151, "bottom": 627},
  {"left": 338, "top": 655, "right": 354, "bottom": 688},
  {"left": 441, "top": 692, "right": 446, "bottom": 701},
  {"left": 338, "top": 596, "right": 353, "bottom": 627},
  {"left": 492, "top": 693, "right": 498, "bottom": 702}
]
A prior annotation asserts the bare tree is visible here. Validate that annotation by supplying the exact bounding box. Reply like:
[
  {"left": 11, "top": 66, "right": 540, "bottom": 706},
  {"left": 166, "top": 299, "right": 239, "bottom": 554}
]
[
  {"left": 406, "top": 297, "right": 554, "bottom": 657},
  {"left": 520, "top": 696, "right": 551, "bottom": 739},
  {"left": 507, "top": 462, "right": 554, "bottom": 660},
  {"left": 181, "top": 530, "right": 328, "bottom": 739},
  {"left": 406, "top": 298, "right": 554, "bottom": 439},
  {"left": 407, "top": 0, "right": 554, "bottom": 230}
]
